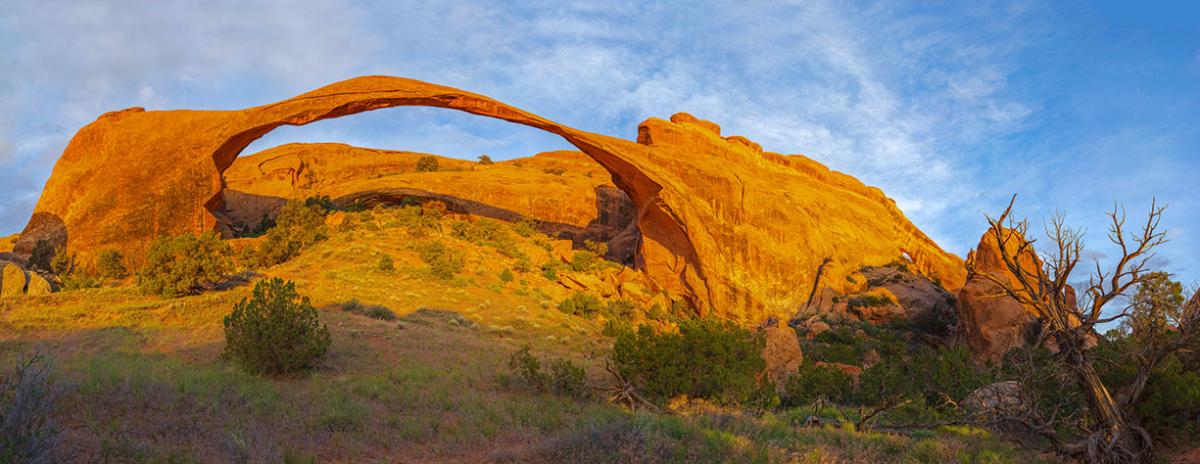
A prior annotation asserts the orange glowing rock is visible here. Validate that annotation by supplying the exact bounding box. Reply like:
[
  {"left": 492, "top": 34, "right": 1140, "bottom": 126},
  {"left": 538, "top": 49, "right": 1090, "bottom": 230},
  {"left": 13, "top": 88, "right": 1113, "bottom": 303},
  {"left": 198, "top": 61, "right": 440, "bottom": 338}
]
[{"left": 16, "top": 76, "right": 964, "bottom": 322}]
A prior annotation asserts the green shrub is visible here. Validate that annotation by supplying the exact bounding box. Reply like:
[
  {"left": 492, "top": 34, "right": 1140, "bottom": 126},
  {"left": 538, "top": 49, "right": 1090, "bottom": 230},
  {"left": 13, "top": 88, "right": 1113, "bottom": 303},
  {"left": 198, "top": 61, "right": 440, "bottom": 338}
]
[
  {"left": 604, "top": 298, "right": 638, "bottom": 319},
  {"left": 847, "top": 294, "right": 894, "bottom": 309},
  {"left": 340, "top": 300, "right": 397, "bottom": 321},
  {"left": 541, "top": 261, "right": 560, "bottom": 280},
  {"left": 303, "top": 195, "right": 337, "bottom": 212},
  {"left": 612, "top": 318, "right": 767, "bottom": 405},
  {"left": 49, "top": 247, "right": 74, "bottom": 276},
  {"left": 548, "top": 359, "right": 589, "bottom": 398},
  {"left": 509, "top": 346, "right": 550, "bottom": 390},
  {"left": 451, "top": 219, "right": 524, "bottom": 260},
  {"left": 60, "top": 272, "right": 101, "bottom": 291},
  {"left": 416, "top": 156, "right": 440, "bottom": 172},
  {"left": 419, "top": 241, "right": 463, "bottom": 279},
  {"left": 558, "top": 292, "right": 604, "bottom": 318},
  {"left": 569, "top": 250, "right": 600, "bottom": 272},
  {"left": 249, "top": 200, "right": 328, "bottom": 267},
  {"left": 223, "top": 278, "right": 331, "bottom": 375},
  {"left": 857, "top": 346, "right": 992, "bottom": 415},
  {"left": 26, "top": 240, "right": 55, "bottom": 272},
  {"left": 1138, "top": 361, "right": 1200, "bottom": 441},
  {"left": 0, "top": 351, "right": 60, "bottom": 463},
  {"left": 96, "top": 250, "right": 127, "bottom": 280},
  {"left": 583, "top": 240, "right": 608, "bottom": 257},
  {"left": 508, "top": 346, "right": 588, "bottom": 398},
  {"left": 377, "top": 254, "right": 394, "bottom": 272},
  {"left": 542, "top": 167, "right": 565, "bottom": 176},
  {"left": 602, "top": 318, "right": 634, "bottom": 337},
  {"left": 499, "top": 269, "right": 514, "bottom": 282},
  {"left": 512, "top": 219, "right": 538, "bottom": 237},
  {"left": 477, "top": 154, "right": 494, "bottom": 165},
  {"left": 138, "top": 232, "right": 233, "bottom": 298},
  {"left": 783, "top": 363, "right": 854, "bottom": 406}
]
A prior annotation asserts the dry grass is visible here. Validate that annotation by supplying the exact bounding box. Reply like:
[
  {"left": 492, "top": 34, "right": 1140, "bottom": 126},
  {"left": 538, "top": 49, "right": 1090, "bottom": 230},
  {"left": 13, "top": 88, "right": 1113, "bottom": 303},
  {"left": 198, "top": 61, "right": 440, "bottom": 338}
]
[{"left": 0, "top": 210, "right": 1048, "bottom": 463}]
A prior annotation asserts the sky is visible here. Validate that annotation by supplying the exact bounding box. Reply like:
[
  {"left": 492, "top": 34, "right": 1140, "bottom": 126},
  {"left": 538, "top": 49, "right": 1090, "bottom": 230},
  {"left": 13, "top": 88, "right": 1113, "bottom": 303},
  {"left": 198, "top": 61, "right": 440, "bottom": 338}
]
[{"left": 1, "top": 0, "right": 1198, "bottom": 286}]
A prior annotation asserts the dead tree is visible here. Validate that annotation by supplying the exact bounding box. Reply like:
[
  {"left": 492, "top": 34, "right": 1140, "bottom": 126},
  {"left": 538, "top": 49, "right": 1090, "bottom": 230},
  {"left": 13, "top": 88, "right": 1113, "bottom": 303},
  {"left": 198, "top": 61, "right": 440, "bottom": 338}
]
[{"left": 970, "top": 195, "right": 1199, "bottom": 464}]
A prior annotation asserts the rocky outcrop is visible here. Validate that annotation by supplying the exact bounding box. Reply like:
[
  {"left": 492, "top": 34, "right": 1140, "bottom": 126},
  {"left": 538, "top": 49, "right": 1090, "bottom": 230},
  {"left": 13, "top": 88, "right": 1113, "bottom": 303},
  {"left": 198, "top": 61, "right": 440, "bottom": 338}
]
[
  {"left": 18, "top": 75, "right": 964, "bottom": 322},
  {"left": 222, "top": 144, "right": 639, "bottom": 262},
  {"left": 762, "top": 321, "right": 803, "bottom": 389},
  {"left": 25, "top": 273, "right": 54, "bottom": 296},
  {"left": 1, "top": 263, "right": 27, "bottom": 298},
  {"left": 957, "top": 228, "right": 1043, "bottom": 363}
]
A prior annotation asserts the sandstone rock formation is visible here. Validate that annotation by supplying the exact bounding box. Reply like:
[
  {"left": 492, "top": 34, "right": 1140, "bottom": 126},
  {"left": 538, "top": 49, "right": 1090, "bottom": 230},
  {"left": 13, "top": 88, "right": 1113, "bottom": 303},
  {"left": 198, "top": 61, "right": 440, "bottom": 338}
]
[
  {"left": 1, "top": 263, "right": 26, "bottom": 298},
  {"left": 25, "top": 273, "right": 54, "bottom": 296},
  {"left": 222, "top": 144, "right": 638, "bottom": 262},
  {"left": 17, "top": 75, "right": 965, "bottom": 322},
  {"left": 957, "top": 228, "right": 1042, "bottom": 363},
  {"left": 762, "top": 320, "right": 803, "bottom": 389}
]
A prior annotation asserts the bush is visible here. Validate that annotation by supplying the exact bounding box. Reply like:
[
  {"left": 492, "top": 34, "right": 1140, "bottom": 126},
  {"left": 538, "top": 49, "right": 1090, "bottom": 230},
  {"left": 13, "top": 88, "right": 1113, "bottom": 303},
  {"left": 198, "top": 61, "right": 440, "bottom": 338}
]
[
  {"left": 377, "top": 254, "right": 394, "bottom": 272},
  {"left": 416, "top": 156, "right": 440, "bottom": 172},
  {"left": 508, "top": 346, "right": 588, "bottom": 398},
  {"left": 303, "top": 195, "right": 337, "bottom": 212},
  {"left": 612, "top": 318, "right": 766, "bottom": 405},
  {"left": 783, "top": 363, "right": 854, "bottom": 406},
  {"left": 419, "top": 241, "right": 463, "bottom": 280},
  {"left": 857, "top": 346, "right": 992, "bottom": 414},
  {"left": 499, "top": 269, "right": 514, "bottom": 282},
  {"left": 26, "top": 240, "right": 54, "bottom": 272},
  {"left": 340, "top": 299, "right": 397, "bottom": 321},
  {"left": 604, "top": 299, "right": 638, "bottom": 319},
  {"left": 96, "top": 250, "right": 127, "bottom": 280},
  {"left": 60, "top": 273, "right": 101, "bottom": 291},
  {"left": 558, "top": 292, "right": 604, "bottom": 318},
  {"left": 0, "top": 351, "right": 60, "bottom": 463},
  {"left": 138, "top": 231, "right": 233, "bottom": 297},
  {"left": 477, "top": 154, "right": 494, "bottom": 165},
  {"left": 847, "top": 294, "right": 894, "bottom": 309},
  {"left": 512, "top": 219, "right": 538, "bottom": 237},
  {"left": 548, "top": 359, "right": 589, "bottom": 398},
  {"left": 541, "top": 261, "right": 561, "bottom": 280},
  {"left": 569, "top": 250, "right": 600, "bottom": 272},
  {"left": 49, "top": 247, "right": 73, "bottom": 276},
  {"left": 1138, "top": 360, "right": 1200, "bottom": 441},
  {"left": 509, "top": 346, "right": 550, "bottom": 391},
  {"left": 249, "top": 200, "right": 328, "bottom": 267},
  {"left": 223, "top": 278, "right": 331, "bottom": 375}
]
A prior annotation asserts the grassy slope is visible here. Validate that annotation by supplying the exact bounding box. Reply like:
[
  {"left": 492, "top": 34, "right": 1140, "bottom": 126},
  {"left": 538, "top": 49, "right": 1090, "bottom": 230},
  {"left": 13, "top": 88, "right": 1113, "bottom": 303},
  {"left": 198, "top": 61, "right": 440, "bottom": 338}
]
[{"left": 0, "top": 210, "right": 1043, "bottom": 463}]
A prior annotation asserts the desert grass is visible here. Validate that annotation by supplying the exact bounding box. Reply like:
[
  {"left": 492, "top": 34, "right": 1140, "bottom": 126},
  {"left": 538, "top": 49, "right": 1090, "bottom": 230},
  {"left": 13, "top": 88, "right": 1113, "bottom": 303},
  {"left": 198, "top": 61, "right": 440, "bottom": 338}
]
[{"left": 0, "top": 209, "right": 1048, "bottom": 462}]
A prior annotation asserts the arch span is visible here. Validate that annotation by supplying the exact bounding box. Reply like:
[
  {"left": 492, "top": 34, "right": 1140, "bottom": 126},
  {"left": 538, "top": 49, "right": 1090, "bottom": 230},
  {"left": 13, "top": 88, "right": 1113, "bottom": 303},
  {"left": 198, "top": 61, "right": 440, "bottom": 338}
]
[{"left": 16, "top": 75, "right": 968, "bottom": 322}]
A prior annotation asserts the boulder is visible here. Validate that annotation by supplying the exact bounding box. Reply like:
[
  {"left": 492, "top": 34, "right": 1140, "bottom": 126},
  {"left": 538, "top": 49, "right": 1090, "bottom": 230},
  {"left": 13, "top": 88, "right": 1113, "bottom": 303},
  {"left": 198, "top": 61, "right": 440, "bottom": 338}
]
[
  {"left": 861, "top": 264, "right": 956, "bottom": 322},
  {"left": 761, "top": 320, "right": 803, "bottom": 389},
  {"left": 963, "top": 381, "right": 1027, "bottom": 415},
  {"left": 1, "top": 263, "right": 27, "bottom": 298},
  {"left": 25, "top": 273, "right": 54, "bottom": 296},
  {"left": 807, "top": 320, "right": 832, "bottom": 339},
  {"left": 17, "top": 75, "right": 966, "bottom": 323},
  {"left": 846, "top": 288, "right": 906, "bottom": 323},
  {"left": 957, "top": 228, "right": 1043, "bottom": 363}
]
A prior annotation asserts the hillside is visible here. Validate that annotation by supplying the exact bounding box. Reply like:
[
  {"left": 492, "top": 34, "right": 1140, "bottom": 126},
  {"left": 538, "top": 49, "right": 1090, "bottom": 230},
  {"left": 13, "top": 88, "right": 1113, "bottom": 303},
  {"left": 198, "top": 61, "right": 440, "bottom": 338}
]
[{"left": 0, "top": 204, "right": 1040, "bottom": 463}]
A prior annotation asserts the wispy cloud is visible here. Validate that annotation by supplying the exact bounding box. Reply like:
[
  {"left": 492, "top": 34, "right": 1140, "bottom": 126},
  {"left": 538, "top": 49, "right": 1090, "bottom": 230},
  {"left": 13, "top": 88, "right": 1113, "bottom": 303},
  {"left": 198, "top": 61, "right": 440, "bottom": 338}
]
[{"left": 0, "top": 0, "right": 1196, "bottom": 287}]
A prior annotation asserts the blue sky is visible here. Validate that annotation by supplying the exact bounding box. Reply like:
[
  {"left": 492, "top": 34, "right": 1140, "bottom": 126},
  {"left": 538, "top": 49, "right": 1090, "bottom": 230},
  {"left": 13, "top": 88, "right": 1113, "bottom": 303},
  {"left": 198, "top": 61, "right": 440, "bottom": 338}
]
[{"left": 1, "top": 1, "right": 1197, "bottom": 285}]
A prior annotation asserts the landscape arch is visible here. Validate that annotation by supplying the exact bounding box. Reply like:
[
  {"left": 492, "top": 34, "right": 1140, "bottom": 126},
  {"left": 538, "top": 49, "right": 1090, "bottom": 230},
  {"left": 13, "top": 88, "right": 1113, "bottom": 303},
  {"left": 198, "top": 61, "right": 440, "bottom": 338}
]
[{"left": 16, "top": 75, "right": 968, "bottom": 322}]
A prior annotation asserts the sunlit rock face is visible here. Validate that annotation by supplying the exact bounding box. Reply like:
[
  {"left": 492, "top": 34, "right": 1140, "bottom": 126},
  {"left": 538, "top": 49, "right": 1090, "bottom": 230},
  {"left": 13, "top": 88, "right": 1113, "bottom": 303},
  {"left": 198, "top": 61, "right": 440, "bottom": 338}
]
[{"left": 16, "top": 76, "right": 964, "bottom": 323}]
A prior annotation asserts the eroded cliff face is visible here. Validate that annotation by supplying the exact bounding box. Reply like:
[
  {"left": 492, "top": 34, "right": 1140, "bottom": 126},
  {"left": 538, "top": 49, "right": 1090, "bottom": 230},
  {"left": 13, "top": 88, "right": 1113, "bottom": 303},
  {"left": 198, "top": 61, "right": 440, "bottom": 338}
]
[{"left": 17, "top": 75, "right": 964, "bottom": 322}]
